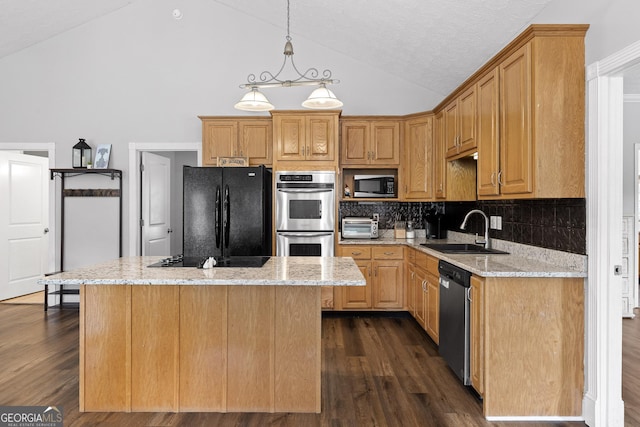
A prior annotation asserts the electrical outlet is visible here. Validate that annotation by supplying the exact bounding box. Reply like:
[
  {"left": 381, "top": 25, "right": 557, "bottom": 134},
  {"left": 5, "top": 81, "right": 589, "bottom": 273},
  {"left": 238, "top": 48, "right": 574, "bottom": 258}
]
[
  {"left": 372, "top": 213, "right": 379, "bottom": 221},
  {"left": 490, "top": 216, "right": 502, "bottom": 230}
]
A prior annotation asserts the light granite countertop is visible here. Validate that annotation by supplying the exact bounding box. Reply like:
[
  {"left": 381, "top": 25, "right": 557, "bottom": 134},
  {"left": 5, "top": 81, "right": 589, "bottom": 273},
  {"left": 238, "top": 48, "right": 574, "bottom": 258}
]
[
  {"left": 38, "top": 256, "right": 367, "bottom": 286},
  {"left": 340, "top": 231, "right": 587, "bottom": 278}
]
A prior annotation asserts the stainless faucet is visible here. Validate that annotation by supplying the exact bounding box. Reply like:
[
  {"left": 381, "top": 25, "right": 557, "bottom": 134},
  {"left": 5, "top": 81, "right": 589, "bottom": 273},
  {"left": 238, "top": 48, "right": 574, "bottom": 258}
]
[{"left": 460, "top": 209, "right": 490, "bottom": 248}]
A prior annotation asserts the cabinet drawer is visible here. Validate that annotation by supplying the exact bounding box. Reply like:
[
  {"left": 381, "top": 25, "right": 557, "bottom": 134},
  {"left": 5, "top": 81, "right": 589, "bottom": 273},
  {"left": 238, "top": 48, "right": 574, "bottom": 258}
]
[
  {"left": 414, "top": 251, "right": 440, "bottom": 276},
  {"left": 407, "top": 248, "right": 416, "bottom": 264},
  {"left": 372, "top": 246, "right": 404, "bottom": 260},
  {"left": 426, "top": 255, "right": 439, "bottom": 276},
  {"left": 340, "top": 246, "right": 372, "bottom": 259}
]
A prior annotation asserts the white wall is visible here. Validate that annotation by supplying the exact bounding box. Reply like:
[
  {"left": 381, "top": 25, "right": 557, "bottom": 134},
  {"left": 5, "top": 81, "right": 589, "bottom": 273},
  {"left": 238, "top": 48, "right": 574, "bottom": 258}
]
[
  {"left": 0, "top": 0, "right": 437, "bottom": 259},
  {"left": 623, "top": 102, "right": 640, "bottom": 215},
  {"left": 530, "top": 0, "right": 640, "bottom": 65},
  {"left": 2, "top": 0, "right": 640, "bottom": 264}
]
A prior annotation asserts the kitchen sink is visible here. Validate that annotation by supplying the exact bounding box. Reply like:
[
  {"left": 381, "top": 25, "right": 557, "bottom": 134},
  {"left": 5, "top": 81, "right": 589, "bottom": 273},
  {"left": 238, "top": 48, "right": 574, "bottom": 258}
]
[{"left": 420, "top": 243, "right": 509, "bottom": 255}]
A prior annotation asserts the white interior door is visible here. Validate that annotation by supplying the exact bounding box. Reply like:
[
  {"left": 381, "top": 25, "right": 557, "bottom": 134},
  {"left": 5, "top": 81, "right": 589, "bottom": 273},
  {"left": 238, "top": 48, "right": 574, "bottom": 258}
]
[
  {"left": 0, "top": 152, "right": 49, "bottom": 300},
  {"left": 141, "top": 152, "right": 171, "bottom": 256}
]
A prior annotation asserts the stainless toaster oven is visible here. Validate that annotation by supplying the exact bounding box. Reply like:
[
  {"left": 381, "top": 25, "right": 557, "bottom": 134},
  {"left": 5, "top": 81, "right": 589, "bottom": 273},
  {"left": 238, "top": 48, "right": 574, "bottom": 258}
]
[{"left": 341, "top": 217, "right": 379, "bottom": 239}]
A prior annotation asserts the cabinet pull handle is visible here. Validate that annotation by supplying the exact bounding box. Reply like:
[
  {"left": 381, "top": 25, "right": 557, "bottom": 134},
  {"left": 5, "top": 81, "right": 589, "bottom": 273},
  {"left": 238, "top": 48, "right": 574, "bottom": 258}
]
[
  {"left": 490, "top": 172, "right": 496, "bottom": 187},
  {"left": 468, "top": 287, "right": 473, "bottom": 303},
  {"left": 352, "top": 251, "right": 362, "bottom": 256},
  {"left": 368, "top": 266, "right": 371, "bottom": 277},
  {"left": 384, "top": 251, "right": 394, "bottom": 256},
  {"left": 422, "top": 280, "right": 427, "bottom": 291},
  {"left": 497, "top": 171, "right": 504, "bottom": 186}
]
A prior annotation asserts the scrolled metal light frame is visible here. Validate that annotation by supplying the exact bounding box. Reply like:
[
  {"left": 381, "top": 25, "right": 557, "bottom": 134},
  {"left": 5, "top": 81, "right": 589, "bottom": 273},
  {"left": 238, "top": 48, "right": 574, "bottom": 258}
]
[{"left": 238, "top": 0, "right": 340, "bottom": 91}]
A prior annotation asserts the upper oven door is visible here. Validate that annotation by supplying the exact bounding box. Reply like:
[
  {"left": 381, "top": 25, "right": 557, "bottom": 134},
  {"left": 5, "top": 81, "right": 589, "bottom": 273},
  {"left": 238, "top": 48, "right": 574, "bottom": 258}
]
[{"left": 276, "top": 182, "right": 335, "bottom": 231}]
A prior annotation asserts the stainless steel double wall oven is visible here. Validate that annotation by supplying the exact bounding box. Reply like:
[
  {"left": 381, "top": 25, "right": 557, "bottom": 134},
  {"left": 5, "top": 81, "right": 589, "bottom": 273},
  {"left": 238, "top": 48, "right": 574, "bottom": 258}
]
[{"left": 275, "top": 171, "right": 335, "bottom": 257}]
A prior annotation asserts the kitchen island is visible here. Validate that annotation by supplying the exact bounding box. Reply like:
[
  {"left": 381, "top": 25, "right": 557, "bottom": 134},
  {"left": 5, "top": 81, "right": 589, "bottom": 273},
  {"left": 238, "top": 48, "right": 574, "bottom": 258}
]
[{"left": 39, "top": 256, "right": 365, "bottom": 414}]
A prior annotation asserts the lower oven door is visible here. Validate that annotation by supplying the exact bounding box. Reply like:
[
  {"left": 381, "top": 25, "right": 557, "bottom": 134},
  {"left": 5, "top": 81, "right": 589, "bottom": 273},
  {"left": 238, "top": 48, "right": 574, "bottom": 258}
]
[{"left": 276, "top": 232, "right": 335, "bottom": 257}]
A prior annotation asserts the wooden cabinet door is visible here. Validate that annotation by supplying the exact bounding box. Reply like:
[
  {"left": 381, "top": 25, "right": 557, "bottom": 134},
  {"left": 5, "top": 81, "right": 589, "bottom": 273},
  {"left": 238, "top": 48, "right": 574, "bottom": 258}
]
[
  {"left": 443, "top": 100, "right": 459, "bottom": 158},
  {"left": 404, "top": 115, "right": 433, "bottom": 200},
  {"left": 202, "top": 120, "right": 237, "bottom": 166},
  {"left": 414, "top": 267, "right": 427, "bottom": 328},
  {"left": 341, "top": 120, "right": 369, "bottom": 165},
  {"left": 477, "top": 69, "right": 500, "bottom": 197},
  {"left": 342, "top": 260, "right": 372, "bottom": 309},
  {"left": 425, "top": 272, "right": 439, "bottom": 344},
  {"left": 406, "top": 262, "right": 416, "bottom": 316},
  {"left": 470, "top": 275, "right": 484, "bottom": 396},
  {"left": 239, "top": 120, "right": 272, "bottom": 166},
  {"left": 499, "top": 43, "right": 533, "bottom": 195},
  {"left": 370, "top": 121, "right": 400, "bottom": 165},
  {"left": 274, "top": 115, "right": 306, "bottom": 161},
  {"left": 458, "top": 85, "right": 477, "bottom": 154},
  {"left": 433, "top": 112, "right": 446, "bottom": 199},
  {"left": 372, "top": 260, "right": 403, "bottom": 309},
  {"left": 307, "top": 116, "right": 335, "bottom": 161}
]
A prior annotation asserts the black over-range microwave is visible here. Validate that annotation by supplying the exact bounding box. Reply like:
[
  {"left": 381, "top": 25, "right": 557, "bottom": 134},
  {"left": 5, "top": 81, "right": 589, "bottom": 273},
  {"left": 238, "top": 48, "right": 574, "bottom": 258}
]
[{"left": 353, "top": 175, "right": 395, "bottom": 198}]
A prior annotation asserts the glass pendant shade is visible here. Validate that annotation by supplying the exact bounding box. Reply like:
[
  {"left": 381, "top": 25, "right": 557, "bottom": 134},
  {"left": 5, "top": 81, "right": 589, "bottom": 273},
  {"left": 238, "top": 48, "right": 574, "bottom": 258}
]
[
  {"left": 234, "top": 88, "right": 274, "bottom": 112},
  {"left": 301, "top": 85, "right": 343, "bottom": 109}
]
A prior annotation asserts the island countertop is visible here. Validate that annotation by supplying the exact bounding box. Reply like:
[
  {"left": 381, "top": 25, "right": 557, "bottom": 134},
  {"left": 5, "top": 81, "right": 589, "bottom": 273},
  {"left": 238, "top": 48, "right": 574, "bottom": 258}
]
[{"left": 38, "top": 256, "right": 366, "bottom": 286}]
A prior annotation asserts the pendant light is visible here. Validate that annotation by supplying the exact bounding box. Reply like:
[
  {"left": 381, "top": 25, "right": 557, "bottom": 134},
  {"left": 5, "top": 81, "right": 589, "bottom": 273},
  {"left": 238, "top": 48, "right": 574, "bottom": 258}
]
[{"left": 234, "top": 0, "right": 342, "bottom": 111}]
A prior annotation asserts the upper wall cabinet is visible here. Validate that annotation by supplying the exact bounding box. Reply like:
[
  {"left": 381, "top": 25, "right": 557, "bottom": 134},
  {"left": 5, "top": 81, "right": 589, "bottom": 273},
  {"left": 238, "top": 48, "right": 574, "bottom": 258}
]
[
  {"left": 272, "top": 111, "right": 340, "bottom": 165},
  {"left": 200, "top": 117, "right": 272, "bottom": 166},
  {"left": 341, "top": 119, "right": 400, "bottom": 166},
  {"left": 444, "top": 85, "right": 477, "bottom": 160},
  {"left": 403, "top": 114, "right": 434, "bottom": 200},
  {"left": 475, "top": 26, "right": 587, "bottom": 199}
]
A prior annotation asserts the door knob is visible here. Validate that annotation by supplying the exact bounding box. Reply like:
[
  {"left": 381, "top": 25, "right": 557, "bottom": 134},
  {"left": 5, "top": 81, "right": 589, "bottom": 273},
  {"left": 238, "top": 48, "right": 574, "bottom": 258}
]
[
  {"left": 43, "top": 228, "right": 49, "bottom": 234},
  {"left": 167, "top": 228, "right": 173, "bottom": 234}
]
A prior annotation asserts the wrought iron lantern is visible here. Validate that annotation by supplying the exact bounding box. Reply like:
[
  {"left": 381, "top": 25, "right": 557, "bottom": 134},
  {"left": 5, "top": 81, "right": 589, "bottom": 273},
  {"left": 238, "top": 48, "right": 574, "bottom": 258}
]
[{"left": 72, "top": 138, "right": 92, "bottom": 168}]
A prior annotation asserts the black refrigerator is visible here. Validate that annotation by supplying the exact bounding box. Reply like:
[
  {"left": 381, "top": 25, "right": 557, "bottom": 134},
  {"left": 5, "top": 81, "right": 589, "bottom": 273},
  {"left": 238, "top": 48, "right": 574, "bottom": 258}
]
[{"left": 183, "top": 165, "right": 272, "bottom": 258}]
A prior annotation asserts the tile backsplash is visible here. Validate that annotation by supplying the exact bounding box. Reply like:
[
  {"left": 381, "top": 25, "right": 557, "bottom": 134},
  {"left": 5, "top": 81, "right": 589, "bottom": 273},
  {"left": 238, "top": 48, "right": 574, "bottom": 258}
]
[
  {"left": 338, "top": 198, "right": 586, "bottom": 255},
  {"left": 444, "top": 199, "right": 586, "bottom": 255},
  {"left": 339, "top": 201, "right": 444, "bottom": 230}
]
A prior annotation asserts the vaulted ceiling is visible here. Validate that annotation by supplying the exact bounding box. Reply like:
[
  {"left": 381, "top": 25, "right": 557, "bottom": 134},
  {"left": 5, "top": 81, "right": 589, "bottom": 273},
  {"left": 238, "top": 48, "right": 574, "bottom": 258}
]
[{"left": 1, "top": 0, "right": 638, "bottom": 96}]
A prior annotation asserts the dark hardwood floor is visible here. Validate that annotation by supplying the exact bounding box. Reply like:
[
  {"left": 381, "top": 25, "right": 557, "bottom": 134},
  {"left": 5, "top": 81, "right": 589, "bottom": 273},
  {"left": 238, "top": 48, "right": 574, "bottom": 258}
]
[{"left": 3, "top": 302, "right": 629, "bottom": 426}]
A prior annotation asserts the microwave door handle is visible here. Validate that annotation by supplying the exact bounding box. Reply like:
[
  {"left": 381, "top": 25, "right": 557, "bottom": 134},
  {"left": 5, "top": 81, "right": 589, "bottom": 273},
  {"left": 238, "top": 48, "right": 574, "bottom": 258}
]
[{"left": 277, "top": 189, "right": 333, "bottom": 194}]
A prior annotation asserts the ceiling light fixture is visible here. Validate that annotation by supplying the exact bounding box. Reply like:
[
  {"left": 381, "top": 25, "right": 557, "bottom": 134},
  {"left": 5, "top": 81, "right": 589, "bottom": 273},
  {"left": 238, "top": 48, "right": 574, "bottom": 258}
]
[{"left": 234, "top": 0, "right": 342, "bottom": 112}]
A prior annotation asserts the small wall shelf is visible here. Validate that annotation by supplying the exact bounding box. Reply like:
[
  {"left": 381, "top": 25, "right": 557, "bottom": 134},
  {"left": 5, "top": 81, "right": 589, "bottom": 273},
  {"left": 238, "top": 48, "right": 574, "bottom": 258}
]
[{"left": 47, "top": 168, "right": 123, "bottom": 310}]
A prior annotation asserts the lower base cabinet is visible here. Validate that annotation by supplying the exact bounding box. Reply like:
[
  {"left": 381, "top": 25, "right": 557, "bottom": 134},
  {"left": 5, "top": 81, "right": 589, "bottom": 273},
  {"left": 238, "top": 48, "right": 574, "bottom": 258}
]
[
  {"left": 339, "top": 245, "right": 403, "bottom": 310},
  {"left": 469, "top": 275, "right": 484, "bottom": 396},
  {"left": 407, "top": 248, "right": 439, "bottom": 344}
]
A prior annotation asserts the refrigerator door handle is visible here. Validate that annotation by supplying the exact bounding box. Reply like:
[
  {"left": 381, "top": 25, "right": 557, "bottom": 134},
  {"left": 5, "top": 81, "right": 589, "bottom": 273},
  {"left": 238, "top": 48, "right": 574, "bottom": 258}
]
[
  {"left": 215, "top": 185, "right": 221, "bottom": 248},
  {"left": 224, "top": 185, "right": 230, "bottom": 249}
]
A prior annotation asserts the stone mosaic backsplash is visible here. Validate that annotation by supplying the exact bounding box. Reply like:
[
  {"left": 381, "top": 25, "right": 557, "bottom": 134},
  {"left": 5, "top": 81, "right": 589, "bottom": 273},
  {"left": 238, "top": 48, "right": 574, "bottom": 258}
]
[{"left": 338, "top": 198, "right": 586, "bottom": 255}]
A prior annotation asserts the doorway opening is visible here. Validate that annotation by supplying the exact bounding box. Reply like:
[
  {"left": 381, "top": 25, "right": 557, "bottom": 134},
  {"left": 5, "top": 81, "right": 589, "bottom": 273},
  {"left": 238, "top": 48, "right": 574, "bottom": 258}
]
[{"left": 128, "top": 143, "right": 201, "bottom": 257}]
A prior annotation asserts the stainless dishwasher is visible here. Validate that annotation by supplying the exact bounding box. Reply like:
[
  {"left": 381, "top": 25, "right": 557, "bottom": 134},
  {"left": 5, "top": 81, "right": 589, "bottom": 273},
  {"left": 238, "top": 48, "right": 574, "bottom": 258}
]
[{"left": 438, "top": 260, "right": 471, "bottom": 385}]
